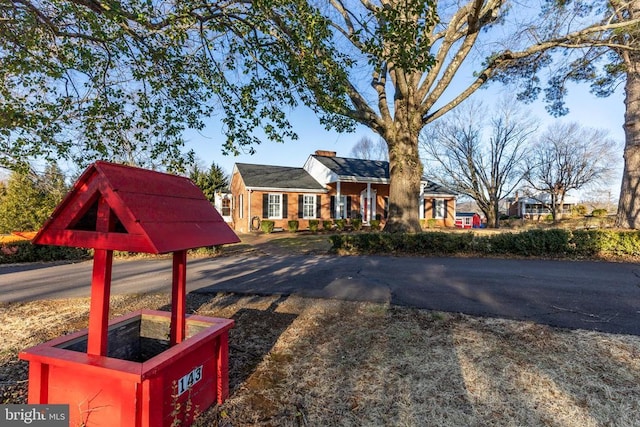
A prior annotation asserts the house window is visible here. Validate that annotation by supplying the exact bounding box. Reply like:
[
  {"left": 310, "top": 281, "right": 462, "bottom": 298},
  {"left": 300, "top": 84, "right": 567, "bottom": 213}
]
[
  {"left": 434, "top": 199, "right": 445, "bottom": 219},
  {"left": 268, "top": 194, "right": 282, "bottom": 219},
  {"left": 221, "top": 198, "right": 231, "bottom": 217},
  {"left": 238, "top": 194, "right": 244, "bottom": 219},
  {"left": 303, "top": 195, "right": 316, "bottom": 219},
  {"left": 330, "top": 195, "right": 351, "bottom": 219}
]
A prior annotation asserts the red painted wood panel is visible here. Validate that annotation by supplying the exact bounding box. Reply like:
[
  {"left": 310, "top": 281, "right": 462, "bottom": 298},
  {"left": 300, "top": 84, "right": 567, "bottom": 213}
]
[
  {"left": 116, "top": 192, "right": 222, "bottom": 224},
  {"left": 35, "top": 229, "right": 154, "bottom": 253},
  {"left": 21, "top": 310, "right": 234, "bottom": 426},
  {"left": 141, "top": 222, "right": 240, "bottom": 253},
  {"left": 94, "top": 162, "right": 203, "bottom": 198}
]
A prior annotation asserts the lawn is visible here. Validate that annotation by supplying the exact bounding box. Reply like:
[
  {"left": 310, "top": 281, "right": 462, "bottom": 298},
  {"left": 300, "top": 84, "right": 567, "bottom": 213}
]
[{"left": 1, "top": 292, "right": 639, "bottom": 426}]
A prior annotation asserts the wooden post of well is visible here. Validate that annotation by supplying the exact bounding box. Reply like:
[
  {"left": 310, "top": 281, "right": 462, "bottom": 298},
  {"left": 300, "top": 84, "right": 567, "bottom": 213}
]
[{"left": 170, "top": 250, "right": 187, "bottom": 345}]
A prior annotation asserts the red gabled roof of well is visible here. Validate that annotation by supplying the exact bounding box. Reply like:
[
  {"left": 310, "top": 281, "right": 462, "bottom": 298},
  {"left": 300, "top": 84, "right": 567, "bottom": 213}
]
[{"left": 33, "top": 161, "right": 239, "bottom": 253}]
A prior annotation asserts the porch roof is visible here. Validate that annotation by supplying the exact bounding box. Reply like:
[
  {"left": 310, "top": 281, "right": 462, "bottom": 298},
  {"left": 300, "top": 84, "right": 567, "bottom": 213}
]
[{"left": 422, "top": 180, "right": 457, "bottom": 197}]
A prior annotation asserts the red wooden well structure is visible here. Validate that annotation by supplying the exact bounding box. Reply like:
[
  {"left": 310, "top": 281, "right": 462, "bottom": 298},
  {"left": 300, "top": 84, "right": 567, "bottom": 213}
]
[{"left": 19, "top": 161, "right": 240, "bottom": 427}]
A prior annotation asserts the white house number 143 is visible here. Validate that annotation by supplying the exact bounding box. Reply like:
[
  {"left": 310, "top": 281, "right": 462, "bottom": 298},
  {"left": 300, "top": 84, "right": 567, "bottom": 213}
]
[{"left": 177, "top": 365, "right": 203, "bottom": 396}]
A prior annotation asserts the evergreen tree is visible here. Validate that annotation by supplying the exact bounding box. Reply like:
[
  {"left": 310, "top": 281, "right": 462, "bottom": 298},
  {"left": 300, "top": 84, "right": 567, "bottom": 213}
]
[
  {"left": 0, "top": 163, "right": 68, "bottom": 233},
  {"left": 189, "top": 162, "right": 229, "bottom": 204}
]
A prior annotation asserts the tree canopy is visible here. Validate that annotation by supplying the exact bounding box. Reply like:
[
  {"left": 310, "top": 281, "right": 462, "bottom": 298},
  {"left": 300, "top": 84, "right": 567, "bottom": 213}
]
[
  {"left": 3, "top": 1, "right": 640, "bottom": 230},
  {"left": 0, "top": 0, "right": 302, "bottom": 172}
]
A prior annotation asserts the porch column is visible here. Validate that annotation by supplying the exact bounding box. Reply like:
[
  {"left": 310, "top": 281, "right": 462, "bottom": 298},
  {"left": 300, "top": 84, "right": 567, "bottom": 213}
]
[
  {"left": 366, "top": 183, "right": 372, "bottom": 222},
  {"left": 419, "top": 184, "right": 425, "bottom": 220},
  {"left": 248, "top": 189, "right": 252, "bottom": 231},
  {"left": 336, "top": 181, "right": 341, "bottom": 218}
]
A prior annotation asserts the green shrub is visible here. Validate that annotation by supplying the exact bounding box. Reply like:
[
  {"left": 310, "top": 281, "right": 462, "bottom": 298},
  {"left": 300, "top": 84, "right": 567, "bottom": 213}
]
[
  {"left": 425, "top": 218, "right": 438, "bottom": 229},
  {"left": 261, "top": 220, "right": 275, "bottom": 234},
  {"left": 334, "top": 219, "right": 346, "bottom": 231},
  {"left": 369, "top": 220, "right": 381, "bottom": 231},
  {"left": 287, "top": 220, "right": 299, "bottom": 232},
  {"left": 0, "top": 241, "right": 89, "bottom": 264},
  {"left": 592, "top": 208, "right": 608, "bottom": 217},
  {"left": 351, "top": 218, "right": 362, "bottom": 231},
  {"left": 329, "top": 229, "right": 640, "bottom": 259},
  {"left": 573, "top": 205, "right": 587, "bottom": 216},
  {"left": 323, "top": 220, "right": 333, "bottom": 231},
  {"left": 309, "top": 220, "right": 319, "bottom": 233},
  {"left": 190, "top": 245, "right": 224, "bottom": 257}
]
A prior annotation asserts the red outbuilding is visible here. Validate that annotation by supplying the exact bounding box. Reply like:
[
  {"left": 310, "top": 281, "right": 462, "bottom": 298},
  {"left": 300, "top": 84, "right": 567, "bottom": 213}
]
[{"left": 19, "top": 161, "right": 240, "bottom": 427}]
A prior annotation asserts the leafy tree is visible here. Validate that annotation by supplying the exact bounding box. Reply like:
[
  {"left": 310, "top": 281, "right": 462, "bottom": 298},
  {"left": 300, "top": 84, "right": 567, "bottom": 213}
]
[
  {"left": 189, "top": 161, "right": 229, "bottom": 204},
  {"left": 5, "top": 1, "right": 638, "bottom": 231},
  {"left": 247, "top": 0, "right": 639, "bottom": 232},
  {"left": 522, "top": 122, "right": 617, "bottom": 222},
  {"left": 422, "top": 98, "right": 535, "bottom": 228},
  {"left": 0, "top": 163, "right": 68, "bottom": 232},
  {"left": 0, "top": 1, "right": 299, "bottom": 172},
  {"left": 349, "top": 136, "right": 389, "bottom": 161}
]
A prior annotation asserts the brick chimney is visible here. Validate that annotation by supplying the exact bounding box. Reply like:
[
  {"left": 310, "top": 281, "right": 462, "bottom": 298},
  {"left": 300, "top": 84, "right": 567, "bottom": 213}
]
[{"left": 315, "top": 150, "right": 336, "bottom": 157}]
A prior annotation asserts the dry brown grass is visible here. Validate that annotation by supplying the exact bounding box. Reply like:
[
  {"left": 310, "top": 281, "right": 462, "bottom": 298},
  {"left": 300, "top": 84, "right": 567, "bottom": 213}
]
[{"left": 2, "top": 293, "right": 639, "bottom": 426}]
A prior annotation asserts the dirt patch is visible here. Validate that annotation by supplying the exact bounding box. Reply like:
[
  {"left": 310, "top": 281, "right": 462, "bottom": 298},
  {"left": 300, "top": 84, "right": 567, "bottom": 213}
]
[{"left": 2, "top": 293, "right": 639, "bottom": 426}]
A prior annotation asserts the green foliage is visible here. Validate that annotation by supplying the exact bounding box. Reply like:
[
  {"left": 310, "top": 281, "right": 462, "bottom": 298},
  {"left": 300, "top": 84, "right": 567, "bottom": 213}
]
[
  {"left": 334, "top": 219, "right": 346, "bottom": 231},
  {"left": 261, "top": 220, "right": 275, "bottom": 234},
  {"left": 287, "top": 220, "right": 299, "bottom": 232},
  {"left": 572, "top": 204, "right": 587, "bottom": 216},
  {"left": 330, "top": 229, "right": 640, "bottom": 258},
  {"left": 330, "top": 232, "right": 474, "bottom": 255},
  {"left": 1, "top": 1, "right": 212, "bottom": 170},
  {"left": 322, "top": 220, "right": 333, "bottom": 231},
  {"left": 0, "top": 164, "right": 67, "bottom": 233},
  {"left": 592, "top": 208, "right": 608, "bottom": 217},
  {"left": 369, "top": 219, "right": 381, "bottom": 231},
  {"left": 351, "top": 218, "right": 362, "bottom": 231},
  {"left": 308, "top": 219, "right": 319, "bottom": 233},
  {"left": 189, "top": 162, "right": 229, "bottom": 204},
  {"left": 1, "top": 1, "right": 313, "bottom": 171},
  {"left": 0, "top": 241, "right": 89, "bottom": 264},
  {"left": 189, "top": 245, "right": 224, "bottom": 257},
  {"left": 425, "top": 218, "right": 438, "bottom": 229}
]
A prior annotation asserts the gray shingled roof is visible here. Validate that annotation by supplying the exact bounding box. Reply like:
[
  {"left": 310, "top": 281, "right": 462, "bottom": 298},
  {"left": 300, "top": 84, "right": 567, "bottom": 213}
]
[
  {"left": 312, "top": 155, "right": 389, "bottom": 179},
  {"left": 235, "top": 163, "right": 325, "bottom": 190},
  {"left": 423, "top": 180, "right": 457, "bottom": 195},
  {"left": 313, "top": 155, "right": 455, "bottom": 195}
]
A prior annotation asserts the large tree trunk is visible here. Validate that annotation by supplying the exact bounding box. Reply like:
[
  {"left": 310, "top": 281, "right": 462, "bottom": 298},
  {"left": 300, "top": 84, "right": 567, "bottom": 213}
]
[
  {"left": 383, "top": 127, "right": 423, "bottom": 233},
  {"left": 616, "top": 32, "right": 640, "bottom": 228}
]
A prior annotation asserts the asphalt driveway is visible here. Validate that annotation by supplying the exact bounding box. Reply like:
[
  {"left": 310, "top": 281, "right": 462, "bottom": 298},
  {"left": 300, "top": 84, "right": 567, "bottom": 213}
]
[{"left": 2, "top": 251, "right": 639, "bottom": 335}]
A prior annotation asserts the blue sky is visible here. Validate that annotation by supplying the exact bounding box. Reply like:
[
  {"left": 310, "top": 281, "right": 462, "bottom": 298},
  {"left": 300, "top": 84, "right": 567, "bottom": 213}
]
[{"left": 185, "top": 81, "right": 626, "bottom": 200}]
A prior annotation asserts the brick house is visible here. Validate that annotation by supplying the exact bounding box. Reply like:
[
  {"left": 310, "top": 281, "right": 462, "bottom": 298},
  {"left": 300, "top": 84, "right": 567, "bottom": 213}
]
[{"left": 229, "top": 150, "right": 457, "bottom": 232}]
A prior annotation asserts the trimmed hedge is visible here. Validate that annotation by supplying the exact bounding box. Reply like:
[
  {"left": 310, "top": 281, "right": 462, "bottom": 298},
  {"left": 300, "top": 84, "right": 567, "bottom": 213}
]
[
  {"left": 287, "top": 220, "right": 299, "bottom": 232},
  {"left": 329, "top": 229, "right": 640, "bottom": 258},
  {"left": 1, "top": 241, "right": 90, "bottom": 264},
  {"left": 261, "top": 220, "right": 275, "bottom": 234}
]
